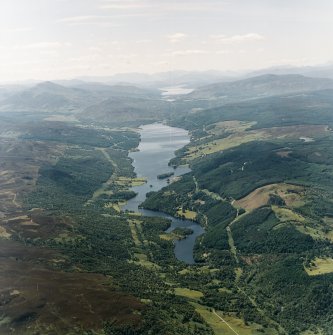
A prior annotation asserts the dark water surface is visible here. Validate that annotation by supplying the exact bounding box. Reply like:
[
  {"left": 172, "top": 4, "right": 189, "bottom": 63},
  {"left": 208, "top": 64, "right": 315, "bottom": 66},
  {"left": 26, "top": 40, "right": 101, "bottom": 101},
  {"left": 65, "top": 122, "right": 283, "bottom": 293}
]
[{"left": 123, "top": 123, "right": 204, "bottom": 264}]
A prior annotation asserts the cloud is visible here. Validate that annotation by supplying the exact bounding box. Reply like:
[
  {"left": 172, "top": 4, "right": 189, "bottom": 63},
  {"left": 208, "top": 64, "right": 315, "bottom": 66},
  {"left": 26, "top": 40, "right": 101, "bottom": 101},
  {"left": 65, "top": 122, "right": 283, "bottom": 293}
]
[
  {"left": 2, "top": 27, "right": 33, "bottom": 33},
  {"left": 160, "top": 2, "right": 224, "bottom": 12},
  {"left": 211, "top": 33, "right": 265, "bottom": 44},
  {"left": 58, "top": 15, "right": 101, "bottom": 23},
  {"left": 100, "top": 3, "right": 148, "bottom": 10},
  {"left": 100, "top": 0, "right": 225, "bottom": 12},
  {"left": 0, "top": 42, "right": 71, "bottom": 52},
  {"left": 26, "top": 42, "right": 68, "bottom": 49},
  {"left": 100, "top": 0, "right": 148, "bottom": 10},
  {"left": 136, "top": 39, "right": 152, "bottom": 44},
  {"left": 171, "top": 49, "right": 208, "bottom": 56},
  {"left": 20, "top": 42, "right": 68, "bottom": 50},
  {"left": 167, "top": 33, "right": 188, "bottom": 43},
  {"left": 58, "top": 14, "right": 145, "bottom": 25},
  {"left": 216, "top": 50, "right": 231, "bottom": 55}
]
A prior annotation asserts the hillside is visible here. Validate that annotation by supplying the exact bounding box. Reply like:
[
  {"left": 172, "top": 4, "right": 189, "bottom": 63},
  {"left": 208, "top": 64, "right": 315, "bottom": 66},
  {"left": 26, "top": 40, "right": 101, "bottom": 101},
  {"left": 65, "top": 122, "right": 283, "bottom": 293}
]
[
  {"left": 0, "top": 81, "right": 162, "bottom": 115},
  {"left": 0, "top": 81, "right": 95, "bottom": 112},
  {"left": 188, "top": 74, "right": 333, "bottom": 102},
  {"left": 79, "top": 96, "right": 169, "bottom": 125},
  {"left": 143, "top": 89, "right": 333, "bottom": 334}
]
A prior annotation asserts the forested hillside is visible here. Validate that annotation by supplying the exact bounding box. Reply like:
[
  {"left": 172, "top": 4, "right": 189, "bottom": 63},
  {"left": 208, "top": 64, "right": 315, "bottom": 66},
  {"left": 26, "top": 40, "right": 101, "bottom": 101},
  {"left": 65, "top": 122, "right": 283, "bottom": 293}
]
[{"left": 1, "top": 74, "right": 333, "bottom": 334}]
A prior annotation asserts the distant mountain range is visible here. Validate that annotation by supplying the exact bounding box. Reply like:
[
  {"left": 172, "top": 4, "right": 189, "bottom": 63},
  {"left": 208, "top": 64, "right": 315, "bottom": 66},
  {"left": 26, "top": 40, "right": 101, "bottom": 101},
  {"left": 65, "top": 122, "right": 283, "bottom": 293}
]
[
  {"left": 75, "top": 70, "right": 238, "bottom": 88},
  {"left": 248, "top": 64, "right": 333, "bottom": 79},
  {"left": 187, "top": 74, "right": 333, "bottom": 102},
  {"left": 2, "top": 63, "right": 333, "bottom": 89},
  {"left": 0, "top": 81, "right": 93, "bottom": 112},
  {"left": 74, "top": 64, "right": 333, "bottom": 87},
  {"left": 1, "top": 72, "right": 333, "bottom": 125},
  {"left": 0, "top": 81, "right": 160, "bottom": 114}
]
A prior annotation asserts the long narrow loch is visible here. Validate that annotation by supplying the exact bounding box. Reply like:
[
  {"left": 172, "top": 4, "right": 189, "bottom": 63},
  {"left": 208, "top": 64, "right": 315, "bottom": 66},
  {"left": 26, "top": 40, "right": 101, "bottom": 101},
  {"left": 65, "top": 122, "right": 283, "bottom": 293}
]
[{"left": 123, "top": 123, "right": 205, "bottom": 264}]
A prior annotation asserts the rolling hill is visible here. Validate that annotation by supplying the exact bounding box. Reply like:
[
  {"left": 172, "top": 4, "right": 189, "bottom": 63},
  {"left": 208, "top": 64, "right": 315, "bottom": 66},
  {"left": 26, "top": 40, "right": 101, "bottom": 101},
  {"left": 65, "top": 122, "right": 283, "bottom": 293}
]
[{"left": 0, "top": 81, "right": 162, "bottom": 115}]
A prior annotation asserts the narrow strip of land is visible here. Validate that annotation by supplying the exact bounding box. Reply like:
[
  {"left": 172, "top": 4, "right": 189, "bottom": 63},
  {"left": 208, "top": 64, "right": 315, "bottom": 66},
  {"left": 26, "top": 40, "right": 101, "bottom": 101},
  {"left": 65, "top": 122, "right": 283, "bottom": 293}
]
[
  {"left": 86, "top": 147, "right": 119, "bottom": 204},
  {"left": 226, "top": 226, "right": 239, "bottom": 264}
]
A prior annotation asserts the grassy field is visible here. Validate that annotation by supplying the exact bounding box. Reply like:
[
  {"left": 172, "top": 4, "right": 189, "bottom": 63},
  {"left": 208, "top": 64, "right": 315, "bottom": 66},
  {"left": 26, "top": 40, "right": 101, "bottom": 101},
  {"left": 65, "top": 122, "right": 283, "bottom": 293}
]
[
  {"left": 92, "top": 188, "right": 114, "bottom": 200},
  {"left": 115, "top": 176, "right": 147, "bottom": 187},
  {"left": 159, "top": 232, "right": 177, "bottom": 241},
  {"left": 191, "top": 303, "right": 275, "bottom": 335},
  {"left": 207, "top": 121, "right": 257, "bottom": 136},
  {"left": 185, "top": 130, "right": 268, "bottom": 160},
  {"left": 234, "top": 183, "right": 305, "bottom": 210},
  {"left": 128, "top": 219, "right": 142, "bottom": 246},
  {"left": 176, "top": 208, "right": 198, "bottom": 220},
  {"left": 272, "top": 206, "right": 306, "bottom": 223},
  {"left": 104, "top": 201, "right": 126, "bottom": 212},
  {"left": 132, "top": 252, "right": 161, "bottom": 270},
  {"left": 174, "top": 288, "right": 203, "bottom": 300},
  {"left": 296, "top": 224, "right": 332, "bottom": 242},
  {"left": 305, "top": 257, "right": 333, "bottom": 276},
  {"left": 160, "top": 226, "right": 194, "bottom": 241},
  {"left": 218, "top": 287, "right": 232, "bottom": 294},
  {"left": 202, "top": 189, "right": 226, "bottom": 201},
  {"left": 184, "top": 124, "right": 328, "bottom": 161}
]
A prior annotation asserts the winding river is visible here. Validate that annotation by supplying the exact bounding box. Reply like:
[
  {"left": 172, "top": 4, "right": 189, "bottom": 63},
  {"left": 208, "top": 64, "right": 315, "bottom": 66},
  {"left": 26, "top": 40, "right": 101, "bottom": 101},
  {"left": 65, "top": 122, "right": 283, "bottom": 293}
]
[{"left": 122, "top": 123, "right": 205, "bottom": 264}]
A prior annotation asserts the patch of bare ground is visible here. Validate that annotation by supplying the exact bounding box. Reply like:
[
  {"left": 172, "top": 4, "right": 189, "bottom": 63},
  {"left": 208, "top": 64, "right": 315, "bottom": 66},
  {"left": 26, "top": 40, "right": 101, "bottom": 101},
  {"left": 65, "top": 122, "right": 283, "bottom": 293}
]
[
  {"left": 0, "top": 240, "right": 143, "bottom": 334},
  {"left": 275, "top": 150, "right": 292, "bottom": 158}
]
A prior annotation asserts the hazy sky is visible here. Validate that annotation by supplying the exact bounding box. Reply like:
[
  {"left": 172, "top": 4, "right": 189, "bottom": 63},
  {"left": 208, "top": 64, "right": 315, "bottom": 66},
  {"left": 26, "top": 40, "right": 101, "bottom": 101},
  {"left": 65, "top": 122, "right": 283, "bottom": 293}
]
[{"left": 0, "top": 0, "right": 332, "bottom": 81}]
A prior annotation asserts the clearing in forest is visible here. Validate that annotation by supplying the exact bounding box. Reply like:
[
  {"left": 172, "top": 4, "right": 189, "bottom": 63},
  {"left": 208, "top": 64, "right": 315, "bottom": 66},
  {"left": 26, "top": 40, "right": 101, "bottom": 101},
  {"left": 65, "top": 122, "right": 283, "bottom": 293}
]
[
  {"left": 305, "top": 257, "right": 333, "bottom": 276},
  {"left": 176, "top": 208, "right": 197, "bottom": 220},
  {"left": 234, "top": 183, "right": 305, "bottom": 210},
  {"left": 192, "top": 303, "right": 277, "bottom": 335},
  {"left": 174, "top": 287, "right": 203, "bottom": 300}
]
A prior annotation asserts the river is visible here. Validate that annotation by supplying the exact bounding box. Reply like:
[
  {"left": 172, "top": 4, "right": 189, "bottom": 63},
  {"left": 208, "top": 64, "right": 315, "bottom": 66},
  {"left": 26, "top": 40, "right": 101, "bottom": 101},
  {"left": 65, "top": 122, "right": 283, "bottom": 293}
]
[{"left": 122, "top": 123, "right": 205, "bottom": 264}]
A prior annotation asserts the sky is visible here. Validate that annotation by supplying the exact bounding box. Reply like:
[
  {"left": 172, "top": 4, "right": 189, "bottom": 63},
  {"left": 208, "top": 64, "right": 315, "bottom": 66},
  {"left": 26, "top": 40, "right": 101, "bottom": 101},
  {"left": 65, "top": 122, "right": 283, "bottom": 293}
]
[{"left": 0, "top": 0, "right": 332, "bottom": 81}]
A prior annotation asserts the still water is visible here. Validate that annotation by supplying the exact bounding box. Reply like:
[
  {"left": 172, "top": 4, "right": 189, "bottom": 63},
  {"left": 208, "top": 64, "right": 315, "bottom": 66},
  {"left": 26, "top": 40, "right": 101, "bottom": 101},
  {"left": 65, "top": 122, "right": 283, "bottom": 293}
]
[{"left": 123, "top": 123, "right": 204, "bottom": 264}]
